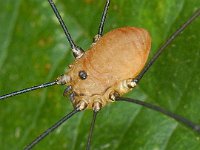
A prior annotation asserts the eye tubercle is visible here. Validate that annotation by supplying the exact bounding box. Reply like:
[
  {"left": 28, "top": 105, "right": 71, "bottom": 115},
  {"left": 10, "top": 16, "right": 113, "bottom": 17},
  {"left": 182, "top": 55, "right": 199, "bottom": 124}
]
[{"left": 79, "top": 70, "right": 87, "bottom": 80}]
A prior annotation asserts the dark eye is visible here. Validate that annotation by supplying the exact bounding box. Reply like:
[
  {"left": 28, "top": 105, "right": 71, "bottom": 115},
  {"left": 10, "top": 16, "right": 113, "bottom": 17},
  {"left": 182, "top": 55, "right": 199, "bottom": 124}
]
[{"left": 79, "top": 70, "right": 87, "bottom": 80}]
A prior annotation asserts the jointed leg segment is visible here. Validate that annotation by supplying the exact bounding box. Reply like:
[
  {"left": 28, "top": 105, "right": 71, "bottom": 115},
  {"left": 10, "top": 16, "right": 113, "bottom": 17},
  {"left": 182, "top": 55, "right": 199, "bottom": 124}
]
[
  {"left": 86, "top": 111, "right": 98, "bottom": 150},
  {"left": 48, "top": 0, "right": 84, "bottom": 58},
  {"left": 93, "top": 0, "right": 110, "bottom": 43}
]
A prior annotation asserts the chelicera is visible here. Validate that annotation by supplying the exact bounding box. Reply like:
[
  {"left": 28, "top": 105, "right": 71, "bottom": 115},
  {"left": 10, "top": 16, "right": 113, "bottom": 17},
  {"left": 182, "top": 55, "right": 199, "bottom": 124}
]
[{"left": 0, "top": 0, "right": 200, "bottom": 149}]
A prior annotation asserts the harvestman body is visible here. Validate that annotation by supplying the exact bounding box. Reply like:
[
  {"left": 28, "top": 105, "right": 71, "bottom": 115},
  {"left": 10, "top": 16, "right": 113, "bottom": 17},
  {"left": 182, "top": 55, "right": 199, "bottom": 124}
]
[
  {"left": 60, "top": 27, "right": 151, "bottom": 111},
  {"left": 0, "top": 0, "right": 200, "bottom": 149}
]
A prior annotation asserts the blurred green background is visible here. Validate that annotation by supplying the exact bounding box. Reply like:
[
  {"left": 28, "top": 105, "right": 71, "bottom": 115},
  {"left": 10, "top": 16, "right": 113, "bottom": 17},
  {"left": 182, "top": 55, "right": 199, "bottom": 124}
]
[{"left": 0, "top": 0, "right": 200, "bottom": 149}]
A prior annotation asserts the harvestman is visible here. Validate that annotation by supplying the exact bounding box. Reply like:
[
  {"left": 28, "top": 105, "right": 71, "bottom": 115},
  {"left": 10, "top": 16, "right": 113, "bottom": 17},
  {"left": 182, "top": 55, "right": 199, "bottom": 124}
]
[{"left": 0, "top": 0, "right": 200, "bottom": 149}]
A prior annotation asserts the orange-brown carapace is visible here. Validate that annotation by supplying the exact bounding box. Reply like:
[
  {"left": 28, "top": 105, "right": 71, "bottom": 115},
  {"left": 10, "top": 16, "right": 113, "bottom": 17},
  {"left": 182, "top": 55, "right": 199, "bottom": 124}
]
[{"left": 58, "top": 27, "right": 151, "bottom": 111}]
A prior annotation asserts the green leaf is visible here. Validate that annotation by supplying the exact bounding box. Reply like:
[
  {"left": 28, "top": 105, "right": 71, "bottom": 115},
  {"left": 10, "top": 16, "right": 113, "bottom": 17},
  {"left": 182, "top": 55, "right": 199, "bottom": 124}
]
[{"left": 0, "top": 0, "right": 200, "bottom": 150}]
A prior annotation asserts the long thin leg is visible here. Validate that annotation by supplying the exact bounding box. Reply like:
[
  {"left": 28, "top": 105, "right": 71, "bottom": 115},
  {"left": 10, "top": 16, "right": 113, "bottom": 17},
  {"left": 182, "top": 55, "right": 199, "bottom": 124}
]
[
  {"left": 134, "top": 9, "right": 200, "bottom": 84},
  {"left": 24, "top": 109, "right": 80, "bottom": 150},
  {"left": 94, "top": 0, "right": 110, "bottom": 42},
  {"left": 116, "top": 97, "right": 200, "bottom": 134},
  {"left": 48, "top": 0, "right": 84, "bottom": 58},
  {"left": 0, "top": 81, "right": 57, "bottom": 101},
  {"left": 86, "top": 111, "right": 98, "bottom": 150}
]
